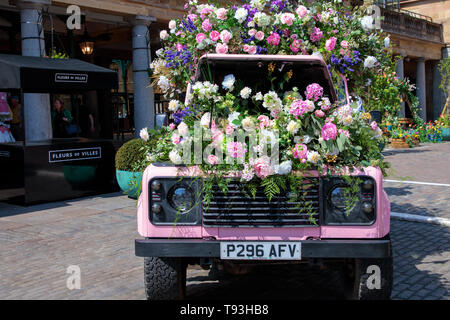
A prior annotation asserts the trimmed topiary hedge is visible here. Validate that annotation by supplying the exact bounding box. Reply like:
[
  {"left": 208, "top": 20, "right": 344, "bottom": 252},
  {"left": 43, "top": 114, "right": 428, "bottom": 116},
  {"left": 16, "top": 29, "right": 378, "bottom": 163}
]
[{"left": 115, "top": 138, "right": 147, "bottom": 172}]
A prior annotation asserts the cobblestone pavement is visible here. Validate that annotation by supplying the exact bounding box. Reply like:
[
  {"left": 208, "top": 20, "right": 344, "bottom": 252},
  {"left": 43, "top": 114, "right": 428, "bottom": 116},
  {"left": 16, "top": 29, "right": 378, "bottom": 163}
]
[
  {"left": 383, "top": 142, "right": 450, "bottom": 219},
  {"left": 0, "top": 194, "right": 448, "bottom": 300}
]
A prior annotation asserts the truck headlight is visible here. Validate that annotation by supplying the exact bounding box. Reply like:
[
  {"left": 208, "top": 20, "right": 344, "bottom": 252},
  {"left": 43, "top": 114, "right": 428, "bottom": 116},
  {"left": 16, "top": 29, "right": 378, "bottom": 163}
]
[
  {"left": 168, "top": 184, "right": 195, "bottom": 212},
  {"left": 148, "top": 178, "right": 201, "bottom": 226},
  {"left": 322, "top": 176, "right": 376, "bottom": 225}
]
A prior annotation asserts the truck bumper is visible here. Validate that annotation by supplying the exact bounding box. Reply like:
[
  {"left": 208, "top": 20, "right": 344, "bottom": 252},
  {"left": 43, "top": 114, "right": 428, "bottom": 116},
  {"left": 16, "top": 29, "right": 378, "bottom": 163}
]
[{"left": 135, "top": 238, "right": 392, "bottom": 259}]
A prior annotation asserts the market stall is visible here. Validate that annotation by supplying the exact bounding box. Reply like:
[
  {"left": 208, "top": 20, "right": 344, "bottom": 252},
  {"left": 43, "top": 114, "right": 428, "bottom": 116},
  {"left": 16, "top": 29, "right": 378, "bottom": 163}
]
[{"left": 0, "top": 53, "right": 119, "bottom": 205}]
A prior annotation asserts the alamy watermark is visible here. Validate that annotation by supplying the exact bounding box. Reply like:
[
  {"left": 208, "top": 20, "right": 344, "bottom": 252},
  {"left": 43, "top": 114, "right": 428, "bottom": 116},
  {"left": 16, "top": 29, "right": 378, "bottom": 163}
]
[
  {"left": 66, "top": 5, "right": 81, "bottom": 30},
  {"left": 66, "top": 265, "right": 81, "bottom": 290}
]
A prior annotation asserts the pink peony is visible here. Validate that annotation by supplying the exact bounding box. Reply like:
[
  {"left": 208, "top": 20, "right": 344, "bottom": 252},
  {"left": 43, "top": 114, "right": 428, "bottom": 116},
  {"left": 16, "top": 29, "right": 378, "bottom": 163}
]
[
  {"left": 202, "top": 19, "right": 212, "bottom": 32},
  {"left": 267, "top": 32, "right": 281, "bottom": 46},
  {"left": 305, "top": 83, "right": 324, "bottom": 102},
  {"left": 207, "top": 155, "right": 219, "bottom": 165},
  {"left": 310, "top": 27, "right": 323, "bottom": 42},
  {"left": 216, "top": 8, "right": 227, "bottom": 20},
  {"left": 255, "top": 31, "right": 265, "bottom": 41},
  {"left": 315, "top": 110, "right": 325, "bottom": 118},
  {"left": 321, "top": 122, "right": 337, "bottom": 141},
  {"left": 296, "top": 5, "right": 308, "bottom": 18},
  {"left": 253, "top": 156, "right": 273, "bottom": 179},
  {"left": 280, "top": 13, "right": 295, "bottom": 26},
  {"left": 325, "top": 37, "right": 337, "bottom": 51},
  {"left": 257, "top": 115, "right": 271, "bottom": 128},
  {"left": 227, "top": 141, "right": 247, "bottom": 159},
  {"left": 215, "top": 43, "right": 229, "bottom": 54},
  {"left": 220, "top": 30, "right": 233, "bottom": 43},
  {"left": 292, "top": 144, "right": 308, "bottom": 160},
  {"left": 196, "top": 33, "right": 207, "bottom": 44},
  {"left": 210, "top": 30, "right": 220, "bottom": 41}
]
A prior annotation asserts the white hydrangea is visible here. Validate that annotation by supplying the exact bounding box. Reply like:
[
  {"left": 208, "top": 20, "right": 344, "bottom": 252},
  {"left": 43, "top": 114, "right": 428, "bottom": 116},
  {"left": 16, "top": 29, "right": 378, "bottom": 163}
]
[
  {"left": 234, "top": 7, "right": 248, "bottom": 23},
  {"left": 192, "top": 81, "right": 219, "bottom": 99},
  {"left": 240, "top": 87, "right": 252, "bottom": 99},
  {"left": 253, "top": 12, "right": 271, "bottom": 26},
  {"left": 168, "top": 100, "right": 180, "bottom": 112},
  {"left": 263, "top": 91, "right": 283, "bottom": 112}
]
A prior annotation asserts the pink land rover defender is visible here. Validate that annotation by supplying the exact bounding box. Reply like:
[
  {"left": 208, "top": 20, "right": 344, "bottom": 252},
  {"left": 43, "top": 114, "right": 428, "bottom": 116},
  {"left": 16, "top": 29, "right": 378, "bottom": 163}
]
[{"left": 135, "top": 55, "right": 393, "bottom": 300}]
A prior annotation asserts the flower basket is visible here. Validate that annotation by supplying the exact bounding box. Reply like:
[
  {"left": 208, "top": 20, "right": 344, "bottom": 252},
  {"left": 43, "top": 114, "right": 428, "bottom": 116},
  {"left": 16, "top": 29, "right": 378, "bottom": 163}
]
[
  {"left": 390, "top": 138, "right": 411, "bottom": 149},
  {"left": 398, "top": 118, "right": 413, "bottom": 125}
]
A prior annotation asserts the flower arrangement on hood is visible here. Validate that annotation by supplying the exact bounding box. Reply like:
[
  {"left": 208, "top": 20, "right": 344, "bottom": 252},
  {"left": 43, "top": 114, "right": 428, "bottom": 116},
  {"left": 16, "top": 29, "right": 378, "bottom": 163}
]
[{"left": 151, "top": 0, "right": 399, "bottom": 110}]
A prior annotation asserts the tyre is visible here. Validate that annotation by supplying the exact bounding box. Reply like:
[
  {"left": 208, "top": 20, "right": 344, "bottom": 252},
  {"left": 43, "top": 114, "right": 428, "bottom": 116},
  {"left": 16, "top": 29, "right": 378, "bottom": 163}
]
[
  {"left": 341, "top": 252, "right": 393, "bottom": 300},
  {"left": 144, "top": 257, "right": 187, "bottom": 300}
]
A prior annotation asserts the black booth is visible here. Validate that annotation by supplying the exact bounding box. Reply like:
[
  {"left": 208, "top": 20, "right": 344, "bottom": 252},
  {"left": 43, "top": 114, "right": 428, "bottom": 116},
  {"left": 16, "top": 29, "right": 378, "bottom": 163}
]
[{"left": 0, "top": 54, "right": 119, "bottom": 205}]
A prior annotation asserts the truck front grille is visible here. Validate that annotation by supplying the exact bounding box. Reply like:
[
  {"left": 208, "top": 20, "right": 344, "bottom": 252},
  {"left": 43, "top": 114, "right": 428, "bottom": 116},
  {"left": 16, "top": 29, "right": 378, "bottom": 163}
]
[{"left": 202, "top": 179, "right": 320, "bottom": 227}]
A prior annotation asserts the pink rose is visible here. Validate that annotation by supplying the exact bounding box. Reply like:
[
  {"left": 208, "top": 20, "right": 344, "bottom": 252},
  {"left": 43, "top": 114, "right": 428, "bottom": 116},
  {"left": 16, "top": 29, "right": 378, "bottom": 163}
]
[
  {"left": 169, "top": 123, "right": 176, "bottom": 130},
  {"left": 243, "top": 44, "right": 257, "bottom": 55},
  {"left": 321, "top": 122, "right": 337, "bottom": 141},
  {"left": 216, "top": 8, "right": 227, "bottom": 20},
  {"left": 257, "top": 115, "right": 271, "bottom": 128},
  {"left": 225, "top": 125, "right": 234, "bottom": 135},
  {"left": 370, "top": 121, "right": 378, "bottom": 131},
  {"left": 339, "top": 129, "right": 350, "bottom": 138},
  {"left": 255, "top": 31, "right": 265, "bottom": 41},
  {"left": 202, "top": 19, "right": 212, "bottom": 32},
  {"left": 248, "top": 29, "right": 257, "bottom": 36},
  {"left": 315, "top": 110, "right": 325, "bottom": 118},
  {"left": 201, "top": 7, "right": 213, "bottom": 17},
  {"left": 310, "top": 27, "right": 323, "bottom": 42},
  {"left": 290, "top": 39, "right": 302, "bottom": 53},
  {"left": 325, "top": 37, "right": 337, "bottom": 51},
  {"left": 196, "top": 33, "right": 207, "bottom": 44},
  {"left": 207, "top": 155, "right": 219, "bottom": 165},
  {"left": 215, "top": 43, "right": 229, "bottom": 54},
  {"left": 292, "top": 144, "right": 308, "bottom": 160},
  {"left": 267, "top": 32, "right": 281, "bottom": 46},
  {"left": 171, "top": 134, "right": 181, "bottom": 145},
  {"left": 341, "top": 40, "right": 349, "bottom": 49},
  {"left": 210, "top": 30, "right": 220, "bottom": 41},
  {"left": 280, "top": 13, "right": 295, "bottom": 26},
  {"left": 220, "top": 30, "right": 232, "bottom": 43},
  {"left": 253, "top": 156, "right": 273, "bottom": 179},
  {"left": 296, "top": 5, "right": 308, "bottom": 18}
]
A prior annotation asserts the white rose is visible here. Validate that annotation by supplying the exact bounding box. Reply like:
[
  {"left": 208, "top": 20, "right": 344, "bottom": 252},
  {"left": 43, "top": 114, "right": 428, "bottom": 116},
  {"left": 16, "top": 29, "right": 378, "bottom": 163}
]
[
  {"left": 222, "top": 74, "right": 235, "bottom": 91},
  {"left": 255, "top": 92, "right": 263, "bottom": 101},
  {"left": 160, "top": 30, "right": 169, "bottom": 40},
  {"left": 274, "top": 160, "right": 292, "bottom": 175},
  {"left": 177, "top": 122, "right": 189, "bottom": 136},
  {"left": 240, "top": 87, "right": 252, "bottom": 99},
  {"left": 169, "top": 150, "right": 182, "bottom": 164},
  {"left": 287, "top": 121, "right": 299, "bottom": 135},
  {"left": 364, "top": 56, "right": 377, "bottom": 68},
  {"left": 307, "top": 151, "right": 321, "bottom": 164},
  {"left": 139, "top": 128, "right": 149, "bottom": 141},
  {"left": 168, "top": 20, "right": 177, "bottom": 30},
  {"left": 242, "top": 117, "right": 255, "bottom": 132}
]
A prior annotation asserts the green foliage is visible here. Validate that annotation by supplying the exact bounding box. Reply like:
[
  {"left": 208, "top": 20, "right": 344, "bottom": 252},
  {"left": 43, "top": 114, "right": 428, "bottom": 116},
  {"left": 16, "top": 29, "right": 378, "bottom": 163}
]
[
  {"left": 438, "top": 57, "right": 450, "bottom": 97},
  {"left": 115, "top": 138, "right": 147, "bottom": 172}
]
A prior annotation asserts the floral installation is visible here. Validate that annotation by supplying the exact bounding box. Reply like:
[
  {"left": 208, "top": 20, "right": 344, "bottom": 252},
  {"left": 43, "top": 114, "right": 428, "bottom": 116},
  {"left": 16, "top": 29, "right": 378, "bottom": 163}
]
[{"left": 140, "top": 0, "right": 399, "bottom": 217}]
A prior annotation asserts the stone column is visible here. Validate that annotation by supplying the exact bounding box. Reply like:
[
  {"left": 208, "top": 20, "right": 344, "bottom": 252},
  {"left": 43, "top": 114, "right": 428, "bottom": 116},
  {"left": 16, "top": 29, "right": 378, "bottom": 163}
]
[
  {"left": 416, "top": 57, "right": 427, "bottom": 121},
  {"left": 130, "top": 15, "right": 156, "bottom": 137},
  {"left": 396, "top": 56, "right": 406, "bottom": 117},
  {"left": 18, "top": 0, "right": 52, "bottom": 142}
]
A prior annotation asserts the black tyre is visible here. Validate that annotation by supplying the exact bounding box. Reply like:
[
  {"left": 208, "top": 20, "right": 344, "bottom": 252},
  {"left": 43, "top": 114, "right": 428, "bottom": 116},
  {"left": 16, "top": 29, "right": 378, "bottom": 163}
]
[
  {"left": 144, "top": 257, "right": 186, "bottom": 300},
  {"left": 341, "top": 253, "right": 393, "bottom": 300}
]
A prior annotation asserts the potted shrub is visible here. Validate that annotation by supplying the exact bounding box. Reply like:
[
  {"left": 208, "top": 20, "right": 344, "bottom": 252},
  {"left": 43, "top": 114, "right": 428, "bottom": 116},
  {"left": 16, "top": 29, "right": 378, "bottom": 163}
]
[{"left": 115, "top": 138, "right": 147, "bottom": 199}]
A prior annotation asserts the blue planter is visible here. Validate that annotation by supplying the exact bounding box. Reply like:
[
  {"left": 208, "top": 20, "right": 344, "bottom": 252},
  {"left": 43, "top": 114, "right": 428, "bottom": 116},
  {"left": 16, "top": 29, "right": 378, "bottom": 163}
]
[
  {"left": 116, "top": 170, "right": 143, "bottom": 199},
  {"left": 442, "top": 128, "right": 450, "bottom": 141}
]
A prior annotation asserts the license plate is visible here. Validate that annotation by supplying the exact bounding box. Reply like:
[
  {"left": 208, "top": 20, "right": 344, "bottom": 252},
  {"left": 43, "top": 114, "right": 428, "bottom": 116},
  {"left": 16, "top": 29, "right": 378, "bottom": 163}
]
[{"left": 220, "top": 242, "right": 301, "bottom": 260}]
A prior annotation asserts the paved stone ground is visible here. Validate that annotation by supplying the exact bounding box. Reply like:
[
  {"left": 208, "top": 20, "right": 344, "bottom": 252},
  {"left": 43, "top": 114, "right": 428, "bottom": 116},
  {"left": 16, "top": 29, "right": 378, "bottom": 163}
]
[
  {"left": 0, "top": 194, "right": 448, "bottom": 300},
  {"left": 383, "top": 142, "right": 450, "bottom": 219}
]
